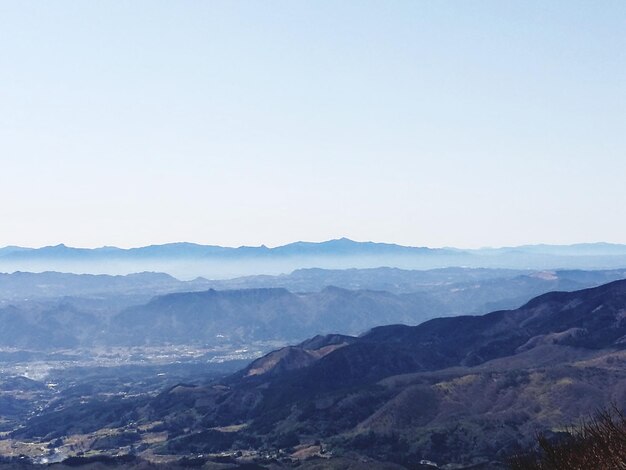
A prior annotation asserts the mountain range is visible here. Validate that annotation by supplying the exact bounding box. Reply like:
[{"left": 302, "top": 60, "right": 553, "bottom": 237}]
[
  {"left": 3, "top": 239, "right": 626, "bottom": 278},
  {"left": 3, "top": 268, "right": 626, "bottom": 350}
]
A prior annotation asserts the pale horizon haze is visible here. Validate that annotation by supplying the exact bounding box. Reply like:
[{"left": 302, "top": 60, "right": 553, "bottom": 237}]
[{"left": 1, "top": 1, "right": 625, "bottom": 249}]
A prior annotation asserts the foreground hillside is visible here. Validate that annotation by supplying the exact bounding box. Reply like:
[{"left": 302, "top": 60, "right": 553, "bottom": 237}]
[{"left": 5, "top": 279, "right": 626, "bottom": 468}]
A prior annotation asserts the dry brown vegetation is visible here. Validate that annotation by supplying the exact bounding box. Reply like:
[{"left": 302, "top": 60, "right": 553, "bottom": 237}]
[{"left": 510, "top": 406, "right": 626, "bottom": 470}]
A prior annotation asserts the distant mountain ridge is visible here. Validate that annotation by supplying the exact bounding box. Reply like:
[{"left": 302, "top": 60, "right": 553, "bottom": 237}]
[
  {"left": 5, "top": 238, "right": 626, "bottom": 258},
  {"left": 0, "top": 239, "right": 441, "bottom": 259},
  {"left": 3, "top": 239, "right": 626, "bottom": 279}
]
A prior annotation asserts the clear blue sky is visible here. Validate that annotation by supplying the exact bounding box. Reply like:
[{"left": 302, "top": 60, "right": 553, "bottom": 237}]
[{"left": 1, "top": 1, "right": 624, "bottom": 248}]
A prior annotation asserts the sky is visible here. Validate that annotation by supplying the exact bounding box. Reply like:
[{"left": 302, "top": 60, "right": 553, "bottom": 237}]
[{"left": 0, "top": 1, "right": 624, "bottom": 249}]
